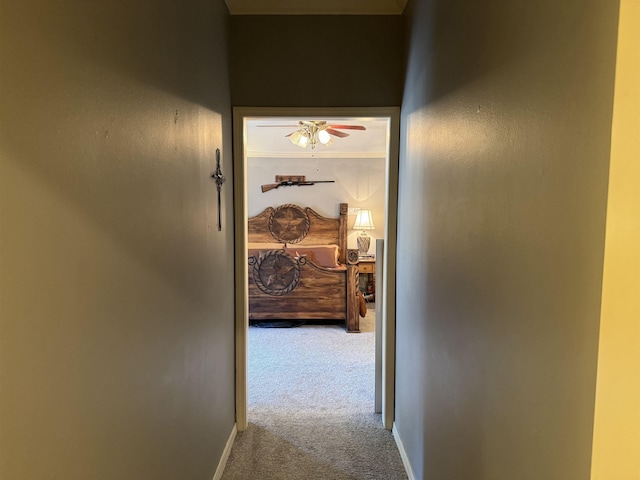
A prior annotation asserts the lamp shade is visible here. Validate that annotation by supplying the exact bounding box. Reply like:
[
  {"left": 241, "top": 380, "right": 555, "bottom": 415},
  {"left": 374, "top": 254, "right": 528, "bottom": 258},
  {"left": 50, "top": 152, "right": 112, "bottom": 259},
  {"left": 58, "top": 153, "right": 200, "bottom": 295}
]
[{"left": 353, "top": 209, "right": 375, "bottom": 230}]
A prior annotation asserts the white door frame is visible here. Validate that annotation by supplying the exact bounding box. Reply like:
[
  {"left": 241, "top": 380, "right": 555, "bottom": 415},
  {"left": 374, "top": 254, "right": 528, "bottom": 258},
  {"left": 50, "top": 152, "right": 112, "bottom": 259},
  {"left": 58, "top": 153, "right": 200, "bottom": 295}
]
[{"left": 233, "top": 106, "right": 399, "bottom": 431}]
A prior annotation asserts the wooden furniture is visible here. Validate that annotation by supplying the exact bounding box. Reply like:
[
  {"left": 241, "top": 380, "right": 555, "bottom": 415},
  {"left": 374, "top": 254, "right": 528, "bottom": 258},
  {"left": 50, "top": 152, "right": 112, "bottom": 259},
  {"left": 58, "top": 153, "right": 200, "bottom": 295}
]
[
  {"left": 358, "top": 258, "right": 376, "bottom": 302},
  {"left": 247, "top": 203, "right": 361, "bottom": 332}
]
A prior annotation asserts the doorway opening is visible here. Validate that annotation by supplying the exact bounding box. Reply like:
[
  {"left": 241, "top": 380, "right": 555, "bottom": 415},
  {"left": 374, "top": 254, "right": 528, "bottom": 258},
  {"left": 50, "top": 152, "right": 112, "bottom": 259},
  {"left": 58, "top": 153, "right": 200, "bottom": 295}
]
[{"left": 233, "top": 107, "right": 399, "bottom": 431}]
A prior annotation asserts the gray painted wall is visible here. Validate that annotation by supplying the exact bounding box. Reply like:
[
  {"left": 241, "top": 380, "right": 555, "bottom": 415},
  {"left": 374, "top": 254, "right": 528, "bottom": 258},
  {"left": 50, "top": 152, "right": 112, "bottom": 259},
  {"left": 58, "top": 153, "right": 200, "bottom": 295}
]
[
  {"left": 396, "top": 0, "right": 619, "bottom": 478},
  {"left": 229, "top": 16, "right": 404, "bottom": 107},
  {"left": 0, "top": 1, "right": 235, "bottom": 478}
]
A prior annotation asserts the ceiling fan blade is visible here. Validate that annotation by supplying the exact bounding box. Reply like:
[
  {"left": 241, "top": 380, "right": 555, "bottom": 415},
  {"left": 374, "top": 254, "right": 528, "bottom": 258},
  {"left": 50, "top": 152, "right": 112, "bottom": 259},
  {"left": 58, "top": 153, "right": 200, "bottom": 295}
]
[
  {"left": 326, "top": 128, "right": 350, "bottom": 138},
  {"left": 327, "top": 124, "right": 366, "bottom": 130}
]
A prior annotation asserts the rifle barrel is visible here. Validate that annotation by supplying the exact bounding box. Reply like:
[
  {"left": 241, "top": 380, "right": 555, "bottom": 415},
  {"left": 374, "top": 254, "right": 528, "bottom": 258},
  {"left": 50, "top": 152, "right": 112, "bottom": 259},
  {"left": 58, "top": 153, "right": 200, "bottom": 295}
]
[{"left": 261, "top": 180, "right": 335, "bottom": 192}]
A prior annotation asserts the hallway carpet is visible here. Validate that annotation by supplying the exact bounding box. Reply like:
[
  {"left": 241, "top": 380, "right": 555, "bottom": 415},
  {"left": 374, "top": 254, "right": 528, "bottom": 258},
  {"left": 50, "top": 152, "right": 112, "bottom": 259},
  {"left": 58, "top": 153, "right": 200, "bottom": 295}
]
[{"left": 221, "top": 310, "right": 408, "bottom": 480}]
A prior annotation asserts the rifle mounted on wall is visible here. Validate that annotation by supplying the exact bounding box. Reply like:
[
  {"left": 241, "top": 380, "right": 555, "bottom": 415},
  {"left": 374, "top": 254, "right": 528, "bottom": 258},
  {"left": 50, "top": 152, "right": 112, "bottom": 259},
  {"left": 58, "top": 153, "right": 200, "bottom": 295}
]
[{"left": 261, "top": 175, "right": 335, "bottom": 193}]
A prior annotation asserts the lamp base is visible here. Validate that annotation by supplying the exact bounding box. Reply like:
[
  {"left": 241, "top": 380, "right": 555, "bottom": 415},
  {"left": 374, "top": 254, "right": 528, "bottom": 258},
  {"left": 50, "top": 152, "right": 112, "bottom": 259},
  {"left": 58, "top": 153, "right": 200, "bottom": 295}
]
[{"left": 357, "top": 232, "right": 371, "bottom": 256}]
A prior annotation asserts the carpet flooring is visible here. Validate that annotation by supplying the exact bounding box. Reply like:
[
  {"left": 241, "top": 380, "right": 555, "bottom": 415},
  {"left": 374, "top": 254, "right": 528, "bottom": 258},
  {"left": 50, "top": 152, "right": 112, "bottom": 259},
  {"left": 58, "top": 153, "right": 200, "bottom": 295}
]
[{"left": 221, "top": 306, "right": 408, "bottom": 480}]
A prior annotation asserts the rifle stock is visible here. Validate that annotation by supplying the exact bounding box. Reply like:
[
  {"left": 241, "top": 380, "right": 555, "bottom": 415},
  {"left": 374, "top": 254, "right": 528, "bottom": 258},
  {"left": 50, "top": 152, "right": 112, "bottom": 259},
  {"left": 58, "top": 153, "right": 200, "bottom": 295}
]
[{"left": 261, "top": 183, "right": 280, "bottom": 193}]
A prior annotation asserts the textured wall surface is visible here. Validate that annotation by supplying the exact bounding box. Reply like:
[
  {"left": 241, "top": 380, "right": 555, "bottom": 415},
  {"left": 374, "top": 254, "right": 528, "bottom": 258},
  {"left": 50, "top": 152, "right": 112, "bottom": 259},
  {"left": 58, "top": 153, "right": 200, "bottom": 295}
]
[
  {"left": 395, "top": 0, "right": 619, "bottom": 478},
  {"left": 0, "top": 1, "right": 235, "bottom": 478}
]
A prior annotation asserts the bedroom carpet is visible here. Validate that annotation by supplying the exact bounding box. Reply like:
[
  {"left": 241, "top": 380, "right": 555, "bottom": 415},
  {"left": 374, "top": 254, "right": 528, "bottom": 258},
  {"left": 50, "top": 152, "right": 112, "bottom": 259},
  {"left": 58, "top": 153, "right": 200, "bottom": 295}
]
[{"left": 221, "top": 306, "right": 408, "bottom": 480}]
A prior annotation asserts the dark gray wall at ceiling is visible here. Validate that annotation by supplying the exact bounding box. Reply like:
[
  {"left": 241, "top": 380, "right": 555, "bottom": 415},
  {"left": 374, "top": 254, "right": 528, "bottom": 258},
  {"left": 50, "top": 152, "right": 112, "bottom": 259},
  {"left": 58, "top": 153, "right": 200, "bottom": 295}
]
[
  {"left": 0, "top": 1, "right": 235, "bottom": 478},
  {"left": 396, "top": 0, "right": 619, "bottom": 478},
  {"left": 229, "top": 15, "right": 403, "bottom": 107}
]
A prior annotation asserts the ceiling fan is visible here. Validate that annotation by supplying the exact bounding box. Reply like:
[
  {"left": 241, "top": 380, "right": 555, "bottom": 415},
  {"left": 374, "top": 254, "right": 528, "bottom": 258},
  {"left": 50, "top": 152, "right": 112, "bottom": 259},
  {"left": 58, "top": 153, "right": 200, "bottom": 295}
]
[{"left": 259, "top": 120, "right": 366, "bottom": 149}]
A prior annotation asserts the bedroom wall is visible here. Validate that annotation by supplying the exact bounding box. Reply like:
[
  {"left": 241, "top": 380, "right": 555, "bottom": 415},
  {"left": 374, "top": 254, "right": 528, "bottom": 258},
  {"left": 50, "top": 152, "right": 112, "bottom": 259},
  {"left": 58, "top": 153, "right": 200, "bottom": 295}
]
[
  {"left": 247, "top": 156, "right": 386, "bottom": 255},
  {"left": 396, "top": 0, "right": 619, "bottom": 479},
  {"left": 0, "top": 1, "right": 235, "bottom": 479}
]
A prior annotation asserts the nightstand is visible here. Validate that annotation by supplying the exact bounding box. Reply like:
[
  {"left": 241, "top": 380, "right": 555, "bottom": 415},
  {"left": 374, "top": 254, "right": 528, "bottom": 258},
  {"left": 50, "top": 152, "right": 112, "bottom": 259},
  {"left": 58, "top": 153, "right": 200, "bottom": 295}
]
[{"left": 358, "top": 258, "right": 376, "bottom": 301}]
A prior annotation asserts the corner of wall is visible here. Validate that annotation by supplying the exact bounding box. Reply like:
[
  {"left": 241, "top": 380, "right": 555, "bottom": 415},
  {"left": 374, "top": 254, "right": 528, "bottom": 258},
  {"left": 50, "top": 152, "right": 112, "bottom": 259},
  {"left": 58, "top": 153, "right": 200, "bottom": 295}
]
[{"left": 590, "top": 0, "right": 640, "bottom": 478}]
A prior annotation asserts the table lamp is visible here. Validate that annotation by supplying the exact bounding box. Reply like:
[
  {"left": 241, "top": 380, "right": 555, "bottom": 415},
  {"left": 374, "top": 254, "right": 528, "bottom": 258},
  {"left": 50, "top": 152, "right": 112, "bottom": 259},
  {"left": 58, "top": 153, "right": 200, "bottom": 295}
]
[{"left": 353, "top": 209, "right": 375, "bottom": 257}]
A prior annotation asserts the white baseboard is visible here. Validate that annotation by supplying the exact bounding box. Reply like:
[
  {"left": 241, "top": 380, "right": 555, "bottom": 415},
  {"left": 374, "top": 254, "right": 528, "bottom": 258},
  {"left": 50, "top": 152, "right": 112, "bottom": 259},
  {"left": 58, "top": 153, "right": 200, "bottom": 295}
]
[
  {"left": 392, "top": 423, "right": 417, "bottom": 480},
  {"left": 212, "top": 423, "right": 237, "bottom": 480}
]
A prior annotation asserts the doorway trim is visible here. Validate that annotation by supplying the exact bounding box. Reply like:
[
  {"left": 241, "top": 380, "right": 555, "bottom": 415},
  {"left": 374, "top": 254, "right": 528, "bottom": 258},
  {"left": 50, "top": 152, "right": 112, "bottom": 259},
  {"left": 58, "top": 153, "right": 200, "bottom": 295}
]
[{"left": 233, "top": 106, "right": 399, "bottom": 430}]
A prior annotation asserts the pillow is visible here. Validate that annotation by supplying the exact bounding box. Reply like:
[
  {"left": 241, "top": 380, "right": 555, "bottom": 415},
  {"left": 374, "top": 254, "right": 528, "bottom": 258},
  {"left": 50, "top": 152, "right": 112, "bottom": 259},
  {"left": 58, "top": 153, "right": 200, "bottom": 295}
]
[
  {"left": 285, "top": 244, "right": 340, "bottom": 268},
  {"left": 247, "top": 242, "right": 284, "bottom": 250},
  {"left": 288, "top": 249, "right": 317, "bottom": 264},
  {"left": 247, "top": 242, "right": 285, "bottom": 259}
]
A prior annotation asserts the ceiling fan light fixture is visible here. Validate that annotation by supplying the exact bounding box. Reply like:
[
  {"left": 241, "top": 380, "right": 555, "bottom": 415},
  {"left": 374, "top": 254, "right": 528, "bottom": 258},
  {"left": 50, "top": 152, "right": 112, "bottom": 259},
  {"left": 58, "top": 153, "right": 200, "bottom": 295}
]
[
  {"left": 289, "top": 129, "right": 310, "bottom": 148},
  {"left": 281, "top": 120, "right": 365, "bottom": 150},
  {"left": 289, "top": 130, "right": 302, "bottom": 146},
  {"left": 318, "top": 129, "right": 331, "bottom": 145}
]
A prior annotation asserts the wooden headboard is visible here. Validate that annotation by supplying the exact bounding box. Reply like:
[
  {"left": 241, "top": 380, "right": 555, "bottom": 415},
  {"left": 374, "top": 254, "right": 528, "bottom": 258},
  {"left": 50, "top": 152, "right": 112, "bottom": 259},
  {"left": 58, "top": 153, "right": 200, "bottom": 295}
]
[{"left": 248, "top": 203, "right": 348, "bottom": 264}]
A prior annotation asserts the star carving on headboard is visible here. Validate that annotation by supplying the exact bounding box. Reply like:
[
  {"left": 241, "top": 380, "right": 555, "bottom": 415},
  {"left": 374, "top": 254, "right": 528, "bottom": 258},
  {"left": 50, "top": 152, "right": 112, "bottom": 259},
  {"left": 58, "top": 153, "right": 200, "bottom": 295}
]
[
  {"left": 252, "top": 250, "right": 301, "bottom": 296},
  {"left": 261, "top": 253, "right": 296, "bottom": 290},
  {"left": 269, "top": 204, "right": 310, "bottom": 244},
  {"left": 274, "top": 209, "right": 305, "bottom": 236}
]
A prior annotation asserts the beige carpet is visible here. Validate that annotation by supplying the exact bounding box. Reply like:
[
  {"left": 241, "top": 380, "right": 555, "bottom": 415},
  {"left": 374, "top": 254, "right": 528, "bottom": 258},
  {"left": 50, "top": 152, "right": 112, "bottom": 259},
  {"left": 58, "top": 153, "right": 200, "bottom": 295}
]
[{"left": 221, "top": 305, "right": 408, "bottom": 479}]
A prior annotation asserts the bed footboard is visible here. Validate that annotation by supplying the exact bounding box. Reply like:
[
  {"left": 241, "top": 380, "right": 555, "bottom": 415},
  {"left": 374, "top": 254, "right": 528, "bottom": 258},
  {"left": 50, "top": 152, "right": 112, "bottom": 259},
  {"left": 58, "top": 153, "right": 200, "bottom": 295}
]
[{"left": 247, "top": 249, "right": 360, "bottom": 332}]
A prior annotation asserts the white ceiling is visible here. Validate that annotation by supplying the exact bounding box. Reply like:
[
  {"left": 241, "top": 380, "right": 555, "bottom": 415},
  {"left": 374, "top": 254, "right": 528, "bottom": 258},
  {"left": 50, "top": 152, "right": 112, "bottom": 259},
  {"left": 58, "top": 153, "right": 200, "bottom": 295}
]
[
  {"left": 246, "top": 117, "right": 390, "bottom": 159},
  {"left": 225, "top": 0, "right": 407, "bottom": 15}
]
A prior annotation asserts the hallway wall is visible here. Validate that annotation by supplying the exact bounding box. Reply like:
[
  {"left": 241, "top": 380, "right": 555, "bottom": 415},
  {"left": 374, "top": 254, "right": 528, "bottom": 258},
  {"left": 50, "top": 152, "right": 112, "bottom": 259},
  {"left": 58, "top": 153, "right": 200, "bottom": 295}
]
[
  {"left": 590, "top": 0, "right": 640, "bottom": 476},
  {"left": 0, "top": 1, "right": 235, "bottom": 478},
  {"left": 229, "top": 15, "right": 403, "bottom": 107},
  {"left": 396, "top": 0, "right": 619, "bottom": 478}
]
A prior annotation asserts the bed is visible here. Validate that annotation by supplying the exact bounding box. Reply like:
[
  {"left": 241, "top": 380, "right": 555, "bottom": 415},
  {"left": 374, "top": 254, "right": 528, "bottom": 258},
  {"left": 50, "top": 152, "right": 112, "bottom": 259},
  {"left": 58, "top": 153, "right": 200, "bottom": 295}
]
[{"left": 247, "top": 202, "right": 361, "bottom": 332}]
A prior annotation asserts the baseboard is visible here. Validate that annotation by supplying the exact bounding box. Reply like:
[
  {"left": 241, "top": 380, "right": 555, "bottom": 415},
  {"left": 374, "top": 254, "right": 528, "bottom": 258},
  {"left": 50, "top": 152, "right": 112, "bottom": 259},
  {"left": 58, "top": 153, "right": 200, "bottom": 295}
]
[
  {"left": 212, "top": 423, "right": 237, "bottom": 480},
  {"left": 392, "top": 423, "right": 417, "bottom": 480}
]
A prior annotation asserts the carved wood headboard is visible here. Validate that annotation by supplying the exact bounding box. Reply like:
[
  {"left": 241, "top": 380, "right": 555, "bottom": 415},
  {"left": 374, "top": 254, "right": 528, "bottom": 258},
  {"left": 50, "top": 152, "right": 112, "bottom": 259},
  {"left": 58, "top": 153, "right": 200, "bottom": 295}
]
[{"left": 248, "top": 203, "right": 348, "bottom": 264}]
